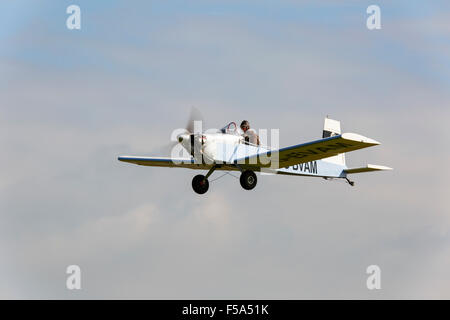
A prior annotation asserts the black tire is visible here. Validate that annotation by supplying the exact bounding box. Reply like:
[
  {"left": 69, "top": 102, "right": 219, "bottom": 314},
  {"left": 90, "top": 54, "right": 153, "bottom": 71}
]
[
  {"left": 192, "top": 174, "right": 209, "bottom": 194},
  {"left": 240, "top": 170, "right": 257, "bottom": 190}
]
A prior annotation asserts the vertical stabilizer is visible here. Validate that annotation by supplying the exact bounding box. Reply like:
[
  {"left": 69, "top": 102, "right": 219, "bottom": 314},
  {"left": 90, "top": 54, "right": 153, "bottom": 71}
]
[
  {"left": 323, "top": 117, "right": 341, "bottom": 138},
  {"left": 322, "top": 117, "right": 346, "bottom": 165}
]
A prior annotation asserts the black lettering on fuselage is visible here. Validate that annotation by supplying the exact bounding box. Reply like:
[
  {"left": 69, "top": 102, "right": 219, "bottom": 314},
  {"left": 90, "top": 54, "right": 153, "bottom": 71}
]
[
  {"left": 289, "top": 161, "right": 317, "bottom": 174},
  {"left": 310, "top": 160, "right": 317, "bottom": 173}
]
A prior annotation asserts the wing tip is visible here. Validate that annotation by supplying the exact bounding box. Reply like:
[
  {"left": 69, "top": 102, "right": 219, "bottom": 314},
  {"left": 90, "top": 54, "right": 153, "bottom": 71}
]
[
  {"left": 341, "top": 132, "right": 381, "bottom": 145},
  {"left": 367, "top": 164, "right": 393, "bottom": 171}
]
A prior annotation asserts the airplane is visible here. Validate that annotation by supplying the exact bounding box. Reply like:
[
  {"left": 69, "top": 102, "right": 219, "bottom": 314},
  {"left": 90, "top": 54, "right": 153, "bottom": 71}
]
[{"left": 118, "top": 115, "right": 392, "bottom": 194}]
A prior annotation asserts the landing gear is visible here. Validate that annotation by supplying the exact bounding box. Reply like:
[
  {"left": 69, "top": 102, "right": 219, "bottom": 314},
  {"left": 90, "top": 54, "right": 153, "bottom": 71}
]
[
  {"left": 345, "top": 177, "right": 355, "bottom": 186},
  {"left": 191, "top": 165, "right": 218, "bottom": 194},
  {"left": 192, "top": 175, "right": 209, "bottom": 194},
  {"left": 240, "top": 170, "right": 257, "bottom": 190},
  {"left": 191, "top": 167, "right": 257, "bottom": 194}
]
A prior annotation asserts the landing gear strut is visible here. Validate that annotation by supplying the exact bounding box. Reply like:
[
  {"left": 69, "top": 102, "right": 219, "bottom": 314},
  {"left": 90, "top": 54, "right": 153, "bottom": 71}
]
[{"left": 240, "top": 170, "right": 257, "bottom": 190}]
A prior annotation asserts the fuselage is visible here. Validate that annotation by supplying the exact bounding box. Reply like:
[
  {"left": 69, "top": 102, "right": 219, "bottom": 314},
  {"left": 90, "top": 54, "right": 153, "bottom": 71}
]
[
  {"left": 178, "top": 131, "right": 246, "bottom": 164},
  {"left": 177, "top": 131, "right": 347, "bottom": 178}
]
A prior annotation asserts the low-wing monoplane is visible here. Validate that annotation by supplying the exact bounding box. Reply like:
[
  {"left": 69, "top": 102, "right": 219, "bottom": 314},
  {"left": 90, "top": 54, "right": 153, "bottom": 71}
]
[{"left": 118, "top": 114, "right": 392, "bottom": 194}]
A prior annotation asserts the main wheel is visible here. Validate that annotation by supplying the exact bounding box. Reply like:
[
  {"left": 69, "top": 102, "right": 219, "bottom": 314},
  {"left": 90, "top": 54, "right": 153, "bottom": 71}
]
[
  {"left": 240, "top": 170, "right": 257, "bottom": 190},
  {"left": 192, "top": 174, "right": 209, "bottom": 194}
]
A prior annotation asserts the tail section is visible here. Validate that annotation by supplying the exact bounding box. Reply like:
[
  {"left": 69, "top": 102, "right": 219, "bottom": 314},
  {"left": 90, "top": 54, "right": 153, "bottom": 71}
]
[{"left": 322, "top": 117, "right": 346, "bottom": 166}]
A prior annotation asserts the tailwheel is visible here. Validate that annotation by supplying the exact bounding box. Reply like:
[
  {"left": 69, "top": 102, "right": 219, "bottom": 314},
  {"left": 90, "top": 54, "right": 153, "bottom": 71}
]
[
  {"left": 240, "top": 170, "right": 257, "bottom": 190},
  {"left": 345, "top": 177, "right": 355, "bottom": 186},
  {"left": 192, "top": 174, "right": 209, "bottom": 194}
]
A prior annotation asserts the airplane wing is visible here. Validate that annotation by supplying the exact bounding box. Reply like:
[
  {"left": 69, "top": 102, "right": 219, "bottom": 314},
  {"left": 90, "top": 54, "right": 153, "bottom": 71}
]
[
  {"left": 118, "top": 156, "right": 210, "bottom": 169},
  {"left": 234, "top": 133, "right": 381, "bottom": 168}
]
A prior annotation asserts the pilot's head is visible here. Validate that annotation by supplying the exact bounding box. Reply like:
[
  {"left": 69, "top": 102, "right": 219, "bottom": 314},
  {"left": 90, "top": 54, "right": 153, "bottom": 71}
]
[{"left": 240, "top": 120, "right": 250, "bottom": 132}]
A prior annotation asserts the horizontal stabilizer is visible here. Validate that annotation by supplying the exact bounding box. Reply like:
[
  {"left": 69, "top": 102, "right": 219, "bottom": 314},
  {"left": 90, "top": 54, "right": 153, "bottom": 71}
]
[{"left": 345, "top": 164, "right": 393, "bottom": 174}]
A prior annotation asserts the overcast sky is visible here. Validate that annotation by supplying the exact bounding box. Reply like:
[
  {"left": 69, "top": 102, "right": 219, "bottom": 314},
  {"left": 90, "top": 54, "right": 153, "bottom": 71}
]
[{"left": 1, "top": 0, "right": 449, "bottom": 299}]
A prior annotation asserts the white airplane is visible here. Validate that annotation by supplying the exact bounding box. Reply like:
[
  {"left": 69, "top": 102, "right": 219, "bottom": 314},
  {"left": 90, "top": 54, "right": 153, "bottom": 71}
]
[{"left": 118, "top": 116, "right": 392, "bottom": 194}]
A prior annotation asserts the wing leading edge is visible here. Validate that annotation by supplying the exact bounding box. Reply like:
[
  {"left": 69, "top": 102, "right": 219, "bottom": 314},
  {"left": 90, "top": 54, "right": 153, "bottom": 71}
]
[
  {"left": 118, "top": 156, "right": 237, "bottom": 171},
  {"left": 118, "top": 156, "right": 195, "bottom": 168}
]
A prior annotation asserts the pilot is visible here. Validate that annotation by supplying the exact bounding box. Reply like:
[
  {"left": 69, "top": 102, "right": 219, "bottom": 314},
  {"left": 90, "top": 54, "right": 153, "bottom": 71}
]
[{"left": 240, "top": 120, "right": 260, "bottom": 145}]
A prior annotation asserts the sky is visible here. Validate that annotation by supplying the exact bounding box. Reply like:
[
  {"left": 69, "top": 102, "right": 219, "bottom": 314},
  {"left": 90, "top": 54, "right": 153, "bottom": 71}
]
[{"left": 0, "top": 0, "right": 449, "bottom": 299}]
